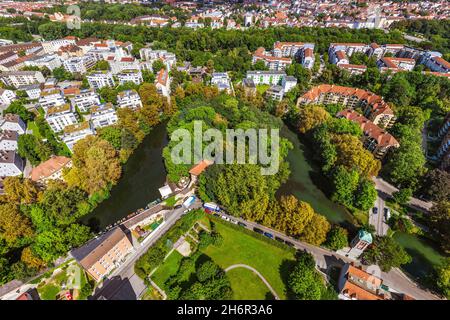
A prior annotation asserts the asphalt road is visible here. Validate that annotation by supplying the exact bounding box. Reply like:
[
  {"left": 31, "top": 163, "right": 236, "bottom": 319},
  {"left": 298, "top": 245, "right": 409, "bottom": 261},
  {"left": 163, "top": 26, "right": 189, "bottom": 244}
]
[
  {"left": 92, "top": 195, "right": 201, "bottom": 300},
  {"left": 369, "top": 195, "right": 389, "bottom": 236},
  {"left": 215, "top": 211, "right": 440, "bottom": 300}
]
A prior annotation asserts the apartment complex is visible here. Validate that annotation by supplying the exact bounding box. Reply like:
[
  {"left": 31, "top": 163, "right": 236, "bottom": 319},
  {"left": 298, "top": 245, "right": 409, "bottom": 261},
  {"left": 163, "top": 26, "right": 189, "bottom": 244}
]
[
  {"left": 90, "top": 103, "right": 118, "bottom": 129},
  {"left": 30, "top": 156, "right": 72, "bottom": 184},
  {"left": 0, "top": 150, "right": 24, "bottom": 176},
  {"left": 245, "top": 70, "right": 297, "bottom": 101},
  {"left": 338, "top": 109, "right": 400, "bottom": 159},
  {"left": 0, "top": 114, "right": 26, "bottom": 135},
  {"left": 45, "top": 104, "right": 78, "bottom": 133},
  {"left": 61, "top": 121, "right": 96, "bottom": 152},
  {"left": 86, "top": 71, "right": 115, "bottom": 90},
  {"left": 298, "top": 84, "right": 396, "bottom": 128},
  {"left": 117, "top": 89, "right": 143, "bottom": 110},
  {"left": 70, "top": 90, "right": 101, "bottom": 113},
  {"left": 0, "top": 71, "right": 45, "bottom": 88},
  {"left": 71, "top": 227, "right": 134, "bottom": 282}
]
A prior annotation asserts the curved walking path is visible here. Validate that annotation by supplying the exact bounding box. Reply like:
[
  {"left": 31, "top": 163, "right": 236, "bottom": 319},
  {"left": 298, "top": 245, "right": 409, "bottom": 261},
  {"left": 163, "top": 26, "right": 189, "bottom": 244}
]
[{"left": 224, "top": 264, "right": 280, "bottom": 300}]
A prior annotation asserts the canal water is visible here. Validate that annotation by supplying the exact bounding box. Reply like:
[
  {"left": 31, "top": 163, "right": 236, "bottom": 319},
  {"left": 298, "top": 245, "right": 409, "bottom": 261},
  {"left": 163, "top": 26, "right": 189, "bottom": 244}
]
[
  {"left": 278, "top": 125, "right": 356, "bottom": 227},
  {"left": 82, "top": 121, "right": 445, "bottom": 283},
  {"left": 81, "top": 122, "right": 168, "bottom": 231}
]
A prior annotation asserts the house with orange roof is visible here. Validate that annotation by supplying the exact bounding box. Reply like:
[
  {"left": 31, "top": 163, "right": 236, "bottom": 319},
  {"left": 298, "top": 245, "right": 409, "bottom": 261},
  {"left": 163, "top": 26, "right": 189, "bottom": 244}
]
[
  {"left": 338, "top": 264, "right": 389, "bottom": 300},
  {"left": 338, "top": 109, "right": 399, "bottom": 159},
  {"left": 155, "top": 68, "right": 171, "bottom": 98},
  {"left": 298, "top": 84, "right": 396, "bottom": 128},
  {"left": 30, "top": 156, "right": 72, "bottom": 184},
  {"left": 189, "top": 159, "right": 213, "bottom": 178}
]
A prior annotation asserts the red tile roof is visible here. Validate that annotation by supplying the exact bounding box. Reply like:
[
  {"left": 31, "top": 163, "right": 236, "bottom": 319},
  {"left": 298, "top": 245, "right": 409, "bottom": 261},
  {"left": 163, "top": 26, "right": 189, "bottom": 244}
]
[{"left": 189, "top": 159, "right": 213, "bottom": 176}]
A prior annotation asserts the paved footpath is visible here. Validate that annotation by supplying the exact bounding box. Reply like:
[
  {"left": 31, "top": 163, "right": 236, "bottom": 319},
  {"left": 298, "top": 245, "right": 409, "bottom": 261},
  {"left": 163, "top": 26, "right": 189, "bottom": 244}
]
[{"left": 225, "top": 264, "right": 280, "bottom": 300}]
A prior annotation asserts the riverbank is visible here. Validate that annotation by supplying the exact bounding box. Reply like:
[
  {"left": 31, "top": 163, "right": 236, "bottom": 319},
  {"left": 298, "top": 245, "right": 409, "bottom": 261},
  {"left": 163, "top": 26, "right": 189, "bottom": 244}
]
[{"left": 81, "top": 122, "right": 168, "bottom": 231}]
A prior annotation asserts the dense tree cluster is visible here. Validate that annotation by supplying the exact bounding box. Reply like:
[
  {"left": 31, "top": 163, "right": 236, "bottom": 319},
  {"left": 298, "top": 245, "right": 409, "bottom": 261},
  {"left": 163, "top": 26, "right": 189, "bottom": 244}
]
[{"left": 362, "top": 235, "right": 412, "bottom": 272}]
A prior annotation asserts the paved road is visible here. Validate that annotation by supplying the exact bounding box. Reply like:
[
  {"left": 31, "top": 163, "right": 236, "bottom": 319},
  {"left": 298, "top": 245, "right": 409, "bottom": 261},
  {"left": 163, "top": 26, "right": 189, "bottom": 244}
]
[
  {"left": 92, "top": 195, "right": 200, "bottom": 300},
  {"left": 225, "top": 264, "right": 280, "bottom": 300},
  {"left": 369, "top": 195, "right": 389, "bottom": 236},
  {"left": 373, "top": 177, "right": 433, "bottom": 213},
  {"left": 216, "top": 212, "right": 440, "bottom": 300}
]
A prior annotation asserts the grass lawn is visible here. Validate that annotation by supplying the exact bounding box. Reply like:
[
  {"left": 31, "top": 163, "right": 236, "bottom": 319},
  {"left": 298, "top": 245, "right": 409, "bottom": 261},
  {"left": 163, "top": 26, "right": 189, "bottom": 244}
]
[
  {"left": 27, "top": 121, "right": 42, "bottom": 139},
  {"left": 227, "top": 268, "right": 272, "bottom": 300},
  {"left": 151, "top": 251, "right": 184, "bottom": 289},
  {"left": 202, "top": 220, "right": 295, "bottom": 299}
]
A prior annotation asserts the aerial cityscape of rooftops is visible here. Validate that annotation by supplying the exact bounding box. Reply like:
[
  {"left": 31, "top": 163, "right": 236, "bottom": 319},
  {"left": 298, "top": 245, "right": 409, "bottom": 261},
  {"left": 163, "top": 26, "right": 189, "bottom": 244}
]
[{"left": 0, "top": 0, "right": 448, "bottom": 305}]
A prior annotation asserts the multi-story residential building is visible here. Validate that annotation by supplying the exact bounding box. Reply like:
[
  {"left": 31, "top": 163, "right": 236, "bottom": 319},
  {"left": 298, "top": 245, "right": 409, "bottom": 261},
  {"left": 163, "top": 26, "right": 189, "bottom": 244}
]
[
  {"left": 272, "top": 41, "right": 315, "bottom": 69},
  {"left": 117, "top": 89, "right": 143, "bottom": 110},
  {"left": 155, "top": 68, "right": 171, "bottom": 98},
  {"left": 63, "top": 55, "right": 96, "bottom": 74},
  {"left": 61, "top": 121, "right": 96, "bottom": 152},
  {"left": 211, "top": 72, "right": 233, "bottom": 94},
  {"left": 329, "top": 49, "right": 349, "bottom": 65},
  {"left": 0, "top": 51, "right": 18, "bottom": 65},
  {"left": 70, "top": 90, "right": 101, "bottom": 113},
  {"left": 86, "top": 71, "right": 115, "bottom": 90},
  {"left": 24, "top": 54, "right": 62, "bottom": 71},
  {"left": 17, "top": 84, "right": 42, "bottom": 100},
  {"left": 368, "top": 43, "right": 405, "bottom": 59},
  {"left": 90, "top": 103, "right": 118, "bottom": 129},
  {"left": 338, "top": 264, "right": 388, "bottom": 300},
  {"left": 338, "top": 64, "right": 367, "bottom": 75},
  {"left": 0, "top": 71, "right": 45, "bottom": 88},
  {"left": 0, "top": 130, "right": 18, "bottom": 151},
  {"left": 117, "top": 69, "right": 143, "bottom": 85},
  {"left": 30, "top": 156, "right": 72, "bottom": 184},
  {"left": 329, "top": 43, "right": 369, "bottom": 59},
  {"left": 437, "top": 113, "right": 450, "bottom": 171},
  {"left": 0, "top": 89, "right": 16, "bottom": 106},
  {"left": 45, "top": 104, "right": 78, "bottom": 133},
  {"left": 39, "top": 89, "right": 66, "bottom": 112},
  {"left": 298, "top": 84, "right": 396, "bottom": 128},
  {"left": 108, "top": 56, "right": 140, "bottom": 74},
  {"left": 338, "top": 109, "right": 399, "bottom": 159},
  {"left": 0, "top": 150, "right": 24, "bottom": 177},
  {"left": 71, "top": 227, "right": 134, "bottom": 282},
  {"left": 245, "top": 70, "right": 297, "bottom": 101},
  {"left": 0, "top": 114, "right": 26, "bottom": 135},
  {"left": 377, "top": 57, "right": 416, "bottom": 73},
  {"left": 421, "top": 52, "right": 450, "bottom": 73},
  {"left": 41, "top": 37, "right": 77, "bottom": 54},
  {"left": 139, "top": 48, "right": 177, "bottom": 70},
  {"left": 252, "top": 47, "right": 292, "bottom": 71}
]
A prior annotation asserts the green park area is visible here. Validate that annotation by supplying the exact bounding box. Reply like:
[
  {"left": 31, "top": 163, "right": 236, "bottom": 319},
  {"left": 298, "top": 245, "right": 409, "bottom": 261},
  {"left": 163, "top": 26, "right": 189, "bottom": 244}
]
[{"left": 151, "top": 214, "right": 295, "bottom": 300}]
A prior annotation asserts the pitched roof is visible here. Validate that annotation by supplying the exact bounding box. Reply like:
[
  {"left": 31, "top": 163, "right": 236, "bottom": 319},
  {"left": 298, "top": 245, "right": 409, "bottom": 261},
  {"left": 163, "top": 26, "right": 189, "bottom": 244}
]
[
  {"left": 30, "top": 156, "right": 71, "bottom": 181},
  {"left": 189, "top": 159, "right": 213, "bottom": 176}
]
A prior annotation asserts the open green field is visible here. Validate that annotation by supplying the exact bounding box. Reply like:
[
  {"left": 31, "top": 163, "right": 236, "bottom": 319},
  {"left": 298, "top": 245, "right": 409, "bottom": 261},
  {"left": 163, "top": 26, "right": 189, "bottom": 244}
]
[
  {"left": 227, "top": 268, "right": 273, "bottom": 300},
  {"left": 151, "top": 251, "right": 184, "bottom": 289},
  {"left": 27, "top": 121, "right": 42, "bottom": 139},
  {"left": 202, "top": 220, "right": 296, "bottom": 299}
]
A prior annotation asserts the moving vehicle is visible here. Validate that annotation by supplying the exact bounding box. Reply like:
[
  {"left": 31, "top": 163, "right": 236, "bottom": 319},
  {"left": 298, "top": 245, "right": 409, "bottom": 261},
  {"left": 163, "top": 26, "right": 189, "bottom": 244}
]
[
  {"left": 238, "top": 222, "right": 247, "bottom": 228},
  {"left": 264, "top": 232, "right": 274, "bottom": 239},
  {"left": 253, "top": 227, "right": 264, "bottom": 234},
  {"left": 372, "top": 207, "right": 378, "bottom": 214}
]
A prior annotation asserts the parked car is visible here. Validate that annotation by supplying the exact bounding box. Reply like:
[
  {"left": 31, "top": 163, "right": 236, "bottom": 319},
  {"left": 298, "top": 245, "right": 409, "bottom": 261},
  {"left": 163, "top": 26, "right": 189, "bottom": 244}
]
[
  {"left": 253, "top": 227, "right": 264, "bottom": 234},
  {"left": 174, "top": 205, "right": 182, "bottom": 209},
  {"left": 221, "top": 215, "right": 230, "bottom": 221},
  {"left": 285, "top": 240, "right": 295, "bottom": 247},
  {"left": 238, "top": 222, "right": 247, "bottom": 228},
  {"left": 230, "top": 219, "right": 238, "bottom": 224},
  {"left": 264, "top": 232, "right": 274, "bottom": 239},
  {"left": 372, "top": 207, "right": 378, "bottom": 214},
  {"left": 213, "top": 213, "right": 220, "bottom": 217},
  {"left": 384, "top": 207, "right": 391, "bottom": 221},
  {"left": 275, "top": 236, "right": 284, "bottom": 242}
]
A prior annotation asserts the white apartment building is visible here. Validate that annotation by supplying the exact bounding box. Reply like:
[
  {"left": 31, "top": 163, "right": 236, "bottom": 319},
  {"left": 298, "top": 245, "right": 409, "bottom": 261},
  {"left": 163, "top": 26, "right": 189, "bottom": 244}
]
[
  {"left": 41, "top": 38, "right": 77, "bottom": 54},
  {"left": 108, "top": 56, "right": 140, "bottom": 74},
  {"left": 24, "top": 54, "right": 62, "bottom": 71},
  {"left": 39, "top": 89, "right": 66, "bottom": 111},
  {"left": 0, "top": 89, "right": 16, "bottom": 106},
  {"left": 45, "top": 104, "right": 78, "bottom": 133},
  {"left": 117, "top": 89, "right": 143, "bottom": 110},
  {"left": 90, "top": 103, "right": 118, "bottom": 129},
  {"left": 86, "top": 71, "right": 115, "bottom": 90},
  {"left": 0, "top": 150, "right": 24, "bottom": 176},
  {"left": 0, "top": 130, "right": 18, "bottom": 151},
  {"left": 117, "top": 69, "right": 143, "bottom": 85},
  {"left": 211, "top": 72, "right": 233, "bottom": 94},
  {"left": 63, "top": 55, "right": 96, "bottom": 74},
  {"left": 70, "top": 90, "right": 101, "bottom": 113},
  {"left": 377, "top": 57, "right": 416, "bottom": 72},
  {"left": 18, "top": 84, "right": 41, "bottom": 100},
  {"left": 0, "top": 114, "right": 26, "bottom": 135},
  {"left": 62, "top": 121, "right": 96, "bottom": 152},
  {"left": 155, "top": 68, "right": 171, "bottom": 98},
  {"left": 139, "top": 48, "right": 177, "bottom": 70},
  {"left": 328, "top": 43, "right": 369, "bottom": 58},
  {"left": 246, "top": 70, "right": 286, "bottom": 86},
  {"left": 421, "top": 52, "right": 450, "bottom": 73},
  {"left": 0, "top": 71, "right": 45, "bottom": 88}
]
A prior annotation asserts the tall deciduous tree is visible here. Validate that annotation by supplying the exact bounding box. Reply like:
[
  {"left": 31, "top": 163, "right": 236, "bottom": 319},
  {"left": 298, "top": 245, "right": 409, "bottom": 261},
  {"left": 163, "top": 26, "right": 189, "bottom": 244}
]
[{"left": 0, "top": 204, "right": 33, "bottom": 244}]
